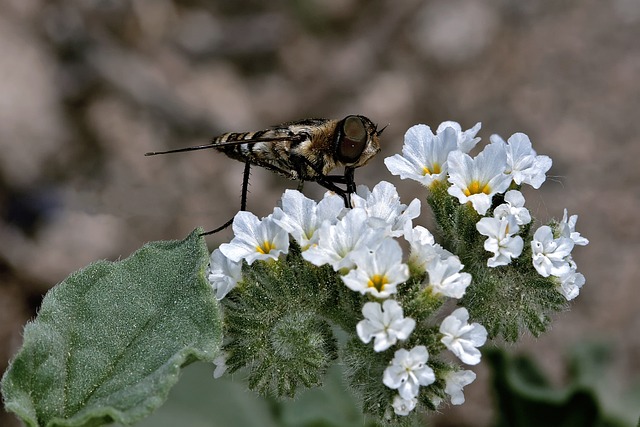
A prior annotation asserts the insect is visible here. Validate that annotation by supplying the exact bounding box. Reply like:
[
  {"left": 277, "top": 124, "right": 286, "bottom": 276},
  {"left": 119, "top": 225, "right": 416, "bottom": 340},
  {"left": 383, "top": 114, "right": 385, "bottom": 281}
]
[{"left": 145, "top": 115, "right": 385, "bottom": 234}]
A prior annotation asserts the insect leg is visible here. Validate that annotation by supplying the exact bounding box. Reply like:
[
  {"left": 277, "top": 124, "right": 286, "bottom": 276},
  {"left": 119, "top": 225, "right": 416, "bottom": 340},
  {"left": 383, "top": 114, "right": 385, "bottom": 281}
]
[
  {"left": 240, "top": 161, "right": 250, "bottom": 211},
  {"left": 344, "top": 167, "right": 356, "bottom": 195},
  {"left": 316, "top": 168, "right": 357, "bottom": 207},
  {"left": 314, "top": 177, "right": 349, "bottom": 206},
  {"left": 321, "top": 168, "right": 355, "bottom": 191},
  {"left": 201, "top": 162, "right": 251, "bottom": 235},
  {"left": 299, "top": 158, "right": 357, "bottom": 207}
]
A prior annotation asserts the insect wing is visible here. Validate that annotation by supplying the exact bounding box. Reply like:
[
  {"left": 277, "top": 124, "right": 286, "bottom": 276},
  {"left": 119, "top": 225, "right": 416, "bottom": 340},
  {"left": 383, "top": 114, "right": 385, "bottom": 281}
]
[{"left": 210, "top": 135, "right": 302, "bottom": 147}]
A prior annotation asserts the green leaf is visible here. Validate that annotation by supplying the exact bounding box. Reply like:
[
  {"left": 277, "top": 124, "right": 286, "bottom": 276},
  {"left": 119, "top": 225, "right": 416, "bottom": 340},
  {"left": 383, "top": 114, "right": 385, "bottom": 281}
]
[
  {"left": 125, "top": 363, "right": 281, "bottom": 427},
  {"left": 131, "top": 362, "right": 377, "bottom": 427},
  {"left": 1, "top": 229, "right": 221, "bottom": 427},
  {"left": 487, "top": 347, "right": 632, "bottom": 427},
  {"left": 278, "top": 363, "right": 377, "bottom": 427}
]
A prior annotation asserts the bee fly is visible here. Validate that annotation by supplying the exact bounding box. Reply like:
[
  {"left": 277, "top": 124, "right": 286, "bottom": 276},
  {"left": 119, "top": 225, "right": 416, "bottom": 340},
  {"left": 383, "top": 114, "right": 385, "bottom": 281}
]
[{"left": 145, "top": 115, "right": 385, "bottom": 234}]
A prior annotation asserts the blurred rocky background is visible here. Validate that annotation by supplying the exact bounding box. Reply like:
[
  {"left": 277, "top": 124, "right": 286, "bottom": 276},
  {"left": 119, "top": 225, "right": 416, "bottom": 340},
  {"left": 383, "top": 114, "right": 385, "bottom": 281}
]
[{"left": 1, "top": 0, "right": 639, "bottom": 426}]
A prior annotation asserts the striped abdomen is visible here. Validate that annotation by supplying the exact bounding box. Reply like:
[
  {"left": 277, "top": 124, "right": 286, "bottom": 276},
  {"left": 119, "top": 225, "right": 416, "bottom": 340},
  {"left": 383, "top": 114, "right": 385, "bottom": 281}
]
[{"left": 212, "top": 129, "right": 308, "bottom": 180}]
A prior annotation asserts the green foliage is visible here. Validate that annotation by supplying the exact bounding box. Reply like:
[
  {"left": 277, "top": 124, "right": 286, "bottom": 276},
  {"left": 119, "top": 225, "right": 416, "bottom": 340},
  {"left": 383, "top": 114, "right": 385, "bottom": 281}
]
[
  {"left": 461, "top": 261, "right": 566, "bottom": 340},
  {"left": 1, "top": 229, "right": 221, "bottom": 427},
  {"left": 487, "top": 345, "right": 636, "bottom": 427},
  {"left": 341, "top": 337, "right": 396, "bottom": 421},
  {"left": 129, "top": 362, "right": 380, "bottom": 427},
  {"left": 222, "top": 243, "right": 362, "bottom": 398}
]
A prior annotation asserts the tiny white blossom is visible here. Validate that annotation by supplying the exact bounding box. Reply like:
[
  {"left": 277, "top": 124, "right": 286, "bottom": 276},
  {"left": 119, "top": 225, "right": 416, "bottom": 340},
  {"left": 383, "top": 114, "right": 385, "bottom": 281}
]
[
  {"left": 436, "top": 121, "right": 482, "bottom": 153},
  {"left": 272, "top": 190, "right": 344, "bottom": 249},
  {"left": 356, "top": 300, "right": 415, "bottom": 352},
  {"left": 440, "top": 307, "right": 487, "bottom": 365},
  {"left": 476, "top": 216, "right": 524, "bottom": 267},
  {"left": 429, "top": 394, "right": 444, "bottom": 408},
  {"left": 383, "top": 346, "right": 436, "bottom": 400},
  {"left": 555, "top": 269, "right": 585, "bottom": 301},
  {"left": 219, "top": 211, "right": 289, "bottom": 265},
  {"left": 392, "top": 394, "right": 417, "bottom": 416},
  {"left": 493, "top": 190, "right": 531, "bottom": 225},
  {"left": 404, "top": 223, "right": 435, "bottom": 247},
  {"left": 425, "top": 256, "right": 472, "bottom": 298},
  {"left": 447, "top": 142, "right": 512, "bottom": 215},
  {"left": 207, "top": 249, "right": 242, "bottom": 300},
  {"left": 531, "top": 225, "right": 574, "bottom": 277},
  {"left": 404, "top": 224, "right": 452, "bottom": 272},
  {"left": 384, "top": 124, "right": 458, "bottom": 187},
  {"left": 302, "top": 208, "right": 385, "bottom": 271},
  {"left": 342, "top": 238, "right": 409, "bottom": 298},
  {"left": 443, "top": 370, "right": 476, "bottom": 405},
  {"left": 558, "top": 209, "right": 589, "bottom": 246},
  {"left": 351, "top": 181, "right": 421, "bottom": 237},
  {"left": 213, "top": 352, "right": 228, "bottom": 379},
  {"left": 490, "top": 133, "right": 552, "bottom": 189}
]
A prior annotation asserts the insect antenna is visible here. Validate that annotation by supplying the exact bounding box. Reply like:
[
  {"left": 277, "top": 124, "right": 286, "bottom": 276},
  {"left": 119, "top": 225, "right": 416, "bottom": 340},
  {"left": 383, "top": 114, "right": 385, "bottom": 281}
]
[{"left": 376, "top": 124, "right": 389, "bottom": 136}]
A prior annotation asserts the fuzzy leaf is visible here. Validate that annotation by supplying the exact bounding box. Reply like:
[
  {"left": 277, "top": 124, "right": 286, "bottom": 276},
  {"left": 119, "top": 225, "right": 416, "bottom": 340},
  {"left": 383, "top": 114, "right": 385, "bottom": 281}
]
[{"left": 1, "top": 229, "right": 221, "bottom": 427}]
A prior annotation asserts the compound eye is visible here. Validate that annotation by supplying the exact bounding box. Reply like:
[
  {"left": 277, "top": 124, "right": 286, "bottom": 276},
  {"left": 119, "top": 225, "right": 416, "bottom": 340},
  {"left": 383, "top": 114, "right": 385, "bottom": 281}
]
[{"left": 338, "top": 116, "right": 367, "bottom": 163}]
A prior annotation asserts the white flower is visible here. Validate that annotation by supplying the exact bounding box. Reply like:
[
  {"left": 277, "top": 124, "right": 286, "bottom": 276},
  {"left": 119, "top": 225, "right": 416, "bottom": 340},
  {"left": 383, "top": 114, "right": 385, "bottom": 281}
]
[
  {"left": 476, "top": 216, "right": 524, "bottom": 267},
  {"left": 383, "top": 346, "right": 436, "bottom": 400},
  {"left": 558, "top": 209, "right": 589, "bottom": 246},
  {"left": 272, "top": 190, "right": 344, "bottom": 250},
  {"left": 404, "top": 224, "right": 452, "bottom": 272},
  {"left": 392, "top": 395, "right": 417, "bottom": 416},
  {"left": 425, "top": 256, "right": 472, "bottom": 298},
  {"left": 384, "top": 124, "right": 458, "bottom": 187},
  {"left": 493, "top": 190, "right": 531, "bottom": 225},
  {"left": 440, "top": 307, "right": 487, "bottom": 365},
  {"left": 342, "top": 238, "right": 409, "bottom": 298},
  {"left": 207, "top": 249, "right": 242, "bottom": 300},
  {"left": 404, "top": 223, "right": 435, "bottom": 247},
  {"left": 213, "top": 352, "right": 228, "bottom": 379},
  {"left": 302, "top": 208, "right": 384, "bottom": 271},
  {"left": 443, "top": 370, "right": 476, "bottom": 405},
  {"left": 555, "top": 269, "right": 585, "bottom": 301},
  {"left": 351, "top": 181, "right": 421, "bottom": 237},
  {"left": 490, "top": 133, "right": 552, "bottom": 189},
  {"left": 436, "top": 121, "right": 482, "bottom": 153},
  {"left": 356, "top": 300, "right": 416, "bottom": 352},
  {"left": 447, "top": 142, "right": 512, "bottom": 215},
  {"left": 531, "top": 225, "right": 574, "bottom": 277},
  {"left": 219, "top": 211, "right": 289, "bottom": 265}
]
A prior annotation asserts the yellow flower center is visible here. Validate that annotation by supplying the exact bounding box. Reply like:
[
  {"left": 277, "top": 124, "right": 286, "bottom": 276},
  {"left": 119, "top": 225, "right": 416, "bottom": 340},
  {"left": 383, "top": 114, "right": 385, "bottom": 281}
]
[
  {"left": 463, "top": 180, "right": 491, "bottom": 196},
  {"left": 422, "top": 163, "right": 441, "bottom": 176},
  {"left": 367, "top": 274, "right": 388, "bottom": 292},
  {"left": 256, "top": 240, "right": 275, "bottom": 254}
]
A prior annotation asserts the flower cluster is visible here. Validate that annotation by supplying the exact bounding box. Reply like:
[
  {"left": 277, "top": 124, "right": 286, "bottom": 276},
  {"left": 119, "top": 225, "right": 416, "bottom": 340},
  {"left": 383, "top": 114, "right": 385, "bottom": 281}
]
[
  {"left": 206, "top": 120, "right": 588, "bottom": 422},
  {"left": 531, "top": 209, "right": 588, "bottom": 300},
  {"left": 387, "top": 124, "right": 587, "bottom": 301}
]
